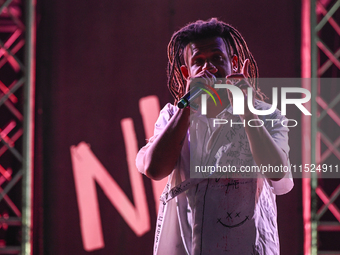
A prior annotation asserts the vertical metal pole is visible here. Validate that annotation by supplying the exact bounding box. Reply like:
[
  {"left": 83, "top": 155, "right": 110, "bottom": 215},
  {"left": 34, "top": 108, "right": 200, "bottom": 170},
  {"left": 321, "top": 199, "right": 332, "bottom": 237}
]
[
  {"left": 301, "top": 0, "right": 312, "bottom": 254},
  {"left": 22, "top": 0, "right": 36, "bottom": 253},
  {"left": 310, "top": 0, "right": 318, "bottom": 254}
]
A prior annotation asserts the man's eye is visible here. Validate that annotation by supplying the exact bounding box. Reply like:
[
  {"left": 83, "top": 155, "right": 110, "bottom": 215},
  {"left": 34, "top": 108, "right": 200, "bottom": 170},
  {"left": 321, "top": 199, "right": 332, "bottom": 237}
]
[{"left": 213, "top": 55, "right": 223, "bottom": 62}]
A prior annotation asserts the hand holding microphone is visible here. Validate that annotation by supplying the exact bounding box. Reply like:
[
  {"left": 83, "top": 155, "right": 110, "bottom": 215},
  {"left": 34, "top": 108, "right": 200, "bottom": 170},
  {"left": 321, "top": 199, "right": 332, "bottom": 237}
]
[{"left": 177, "top": 68, "right": 218, "bottom": 109}]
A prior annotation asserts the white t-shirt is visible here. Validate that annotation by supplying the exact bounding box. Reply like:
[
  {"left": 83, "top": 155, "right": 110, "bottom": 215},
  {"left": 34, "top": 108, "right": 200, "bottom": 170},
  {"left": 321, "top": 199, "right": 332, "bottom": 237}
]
[{"left": 136, "top": 101, "right": 294, "bottom": 255}]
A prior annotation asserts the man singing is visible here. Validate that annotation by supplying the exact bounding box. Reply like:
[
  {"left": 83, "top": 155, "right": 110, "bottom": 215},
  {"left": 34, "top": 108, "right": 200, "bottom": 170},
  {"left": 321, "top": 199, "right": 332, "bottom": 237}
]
[{"left": 136, "top": 18, "right": 293, "bottom": 255}]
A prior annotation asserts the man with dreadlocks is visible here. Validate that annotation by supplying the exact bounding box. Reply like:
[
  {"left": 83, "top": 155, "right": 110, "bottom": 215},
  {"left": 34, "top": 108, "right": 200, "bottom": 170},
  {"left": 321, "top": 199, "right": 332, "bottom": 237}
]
[{"left": 136, "top": 18, "right": 293, "bottom": 255}]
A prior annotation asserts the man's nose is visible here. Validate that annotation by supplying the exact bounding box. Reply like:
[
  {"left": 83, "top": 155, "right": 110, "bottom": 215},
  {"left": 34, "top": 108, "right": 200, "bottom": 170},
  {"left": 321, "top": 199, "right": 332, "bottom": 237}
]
[{"left": 202, "top": 60, "right": 217, "bottom": 73}]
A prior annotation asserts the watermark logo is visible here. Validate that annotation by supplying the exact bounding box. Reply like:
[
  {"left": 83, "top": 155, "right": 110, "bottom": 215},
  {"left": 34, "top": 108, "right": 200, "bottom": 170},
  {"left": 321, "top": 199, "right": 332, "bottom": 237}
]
[
  {"left": 201, "top": 84, "right": 312, "bottom": 116},
  {"left": 200, "top": 85, "right": 222, "bottom": 115}
]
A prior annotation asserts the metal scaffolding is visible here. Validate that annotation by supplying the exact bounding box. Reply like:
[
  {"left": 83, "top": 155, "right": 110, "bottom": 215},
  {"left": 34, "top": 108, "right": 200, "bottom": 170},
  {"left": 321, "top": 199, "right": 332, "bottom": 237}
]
[
  {"left": 0, "top": 0, "right": 35, "bottom": 254},
  {"left": 302, "top": 0, "right": 340, "bottom": 254}
]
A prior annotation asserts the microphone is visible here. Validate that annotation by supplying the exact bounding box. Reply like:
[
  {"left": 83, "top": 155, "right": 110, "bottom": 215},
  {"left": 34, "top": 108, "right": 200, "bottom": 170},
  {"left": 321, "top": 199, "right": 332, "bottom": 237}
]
[
  {"left": 177, "top": 84, "right": 204, "bottom": 109},
  {"left": 178, "top": 70, "right": 218, "bottom": 109}
]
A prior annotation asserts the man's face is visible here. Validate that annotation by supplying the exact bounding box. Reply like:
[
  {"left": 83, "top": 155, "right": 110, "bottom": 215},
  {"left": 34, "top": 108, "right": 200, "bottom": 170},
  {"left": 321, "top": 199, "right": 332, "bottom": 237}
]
[{"left": 183, "top": 36, "right": 234, "bottom": 79}]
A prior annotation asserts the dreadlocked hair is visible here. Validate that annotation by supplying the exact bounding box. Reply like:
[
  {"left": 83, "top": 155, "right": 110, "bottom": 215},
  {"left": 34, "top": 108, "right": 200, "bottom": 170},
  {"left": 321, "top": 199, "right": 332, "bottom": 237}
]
[{"left": 167, "top": 17, "right": 267, "bottom": 104}]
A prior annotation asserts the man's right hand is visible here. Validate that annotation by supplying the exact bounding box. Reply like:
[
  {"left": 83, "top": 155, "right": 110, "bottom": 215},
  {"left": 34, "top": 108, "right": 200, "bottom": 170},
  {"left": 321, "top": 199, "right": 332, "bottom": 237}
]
[{"left": 185, "top": 69, "right": 217, "bottom": 94}]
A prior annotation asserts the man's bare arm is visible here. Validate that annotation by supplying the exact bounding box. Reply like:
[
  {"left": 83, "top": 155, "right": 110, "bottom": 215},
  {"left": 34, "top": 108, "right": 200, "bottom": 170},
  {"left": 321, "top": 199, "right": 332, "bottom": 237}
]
[
  {"left": 227, "top": 59, "right": 288, "bottom": 180},
  {"left": 143, "top": 107, "right": 190, "bottom": 180},
  {"left": 243, "top": 114, "right": 287, "bottom": 180}
]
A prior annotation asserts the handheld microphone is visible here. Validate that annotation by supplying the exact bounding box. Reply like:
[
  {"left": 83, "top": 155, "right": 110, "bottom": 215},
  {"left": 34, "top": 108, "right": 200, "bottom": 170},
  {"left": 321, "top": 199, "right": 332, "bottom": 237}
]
[
  {"left": 177, "top": 71, "right": 218, "bottom": 109},
  {"left": 177, "top": 83, "right": 205, "bottom": 109}
]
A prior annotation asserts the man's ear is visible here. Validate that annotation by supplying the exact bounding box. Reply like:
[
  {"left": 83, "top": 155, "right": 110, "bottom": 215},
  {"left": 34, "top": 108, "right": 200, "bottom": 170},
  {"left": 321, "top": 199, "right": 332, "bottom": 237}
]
[
  {"left": 232, "top": 55, "right": 238, "bottom": 72},
  {"left": 180, "top": 65, "right": 189, "bottom": 79}
]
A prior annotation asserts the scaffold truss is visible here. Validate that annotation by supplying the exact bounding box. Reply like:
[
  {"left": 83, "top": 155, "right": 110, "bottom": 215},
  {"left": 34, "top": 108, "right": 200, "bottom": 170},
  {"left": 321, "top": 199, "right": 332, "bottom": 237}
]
[
  {"left": 0, "top": 0, "right": 35, "bottom": 254},
  {"left": 302, "top": 0, "right": 340, "bottom": 254}
]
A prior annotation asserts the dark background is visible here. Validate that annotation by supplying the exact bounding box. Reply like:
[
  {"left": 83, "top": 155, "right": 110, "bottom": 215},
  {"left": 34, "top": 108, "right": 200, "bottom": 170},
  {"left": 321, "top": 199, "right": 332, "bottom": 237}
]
[{"left": 35, "top": 0, "right": 303, "bottom": 254}]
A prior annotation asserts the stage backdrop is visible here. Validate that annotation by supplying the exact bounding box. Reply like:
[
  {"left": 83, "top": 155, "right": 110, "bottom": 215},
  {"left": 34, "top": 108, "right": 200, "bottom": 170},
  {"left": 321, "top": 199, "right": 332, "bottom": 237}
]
[{"left": 35, "top": 0, "right": 303, "bottom": 254}]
